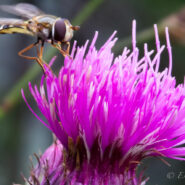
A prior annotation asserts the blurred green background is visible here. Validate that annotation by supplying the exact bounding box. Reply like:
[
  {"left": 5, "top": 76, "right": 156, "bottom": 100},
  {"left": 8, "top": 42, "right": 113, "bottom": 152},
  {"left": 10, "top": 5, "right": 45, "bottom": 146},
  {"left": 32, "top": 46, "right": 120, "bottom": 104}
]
[{"left": 0, "top": 0, "right": 185, "bottom": 184}]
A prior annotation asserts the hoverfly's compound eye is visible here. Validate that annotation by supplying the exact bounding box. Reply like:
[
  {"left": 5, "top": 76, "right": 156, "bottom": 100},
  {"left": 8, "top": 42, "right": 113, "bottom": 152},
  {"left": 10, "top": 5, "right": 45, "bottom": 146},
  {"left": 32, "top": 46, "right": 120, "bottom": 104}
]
[{"left": 53, "top": 19, "right": 66, "bottom": 42}]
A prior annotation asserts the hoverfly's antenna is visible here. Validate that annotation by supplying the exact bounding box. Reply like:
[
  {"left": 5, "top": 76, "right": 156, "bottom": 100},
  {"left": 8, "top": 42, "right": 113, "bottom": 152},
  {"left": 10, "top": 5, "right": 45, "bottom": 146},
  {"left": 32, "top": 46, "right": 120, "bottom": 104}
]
[{"left": 71, "top": 25, "right": 80, "bottom": 31}]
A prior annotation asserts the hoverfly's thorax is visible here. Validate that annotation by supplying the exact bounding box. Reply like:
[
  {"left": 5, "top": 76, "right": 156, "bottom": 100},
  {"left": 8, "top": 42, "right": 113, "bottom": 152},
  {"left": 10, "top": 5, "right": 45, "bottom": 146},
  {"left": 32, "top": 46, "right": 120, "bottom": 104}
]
[
  {"left": 26, "top": 19, "right": 36, "bottom": 33},
  {"left": 26, "top": 17, "right": 52, "bottom": 41},
  {"left": 37, "top": 23, "right": 51, "bottom": 40}
]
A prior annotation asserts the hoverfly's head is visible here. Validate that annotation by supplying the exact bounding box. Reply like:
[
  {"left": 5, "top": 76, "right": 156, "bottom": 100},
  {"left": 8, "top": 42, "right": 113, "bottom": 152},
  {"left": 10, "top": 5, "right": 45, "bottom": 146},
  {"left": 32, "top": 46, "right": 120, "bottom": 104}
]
[{"left": 52, "top": 18, "right": 80, "bottom": 42}]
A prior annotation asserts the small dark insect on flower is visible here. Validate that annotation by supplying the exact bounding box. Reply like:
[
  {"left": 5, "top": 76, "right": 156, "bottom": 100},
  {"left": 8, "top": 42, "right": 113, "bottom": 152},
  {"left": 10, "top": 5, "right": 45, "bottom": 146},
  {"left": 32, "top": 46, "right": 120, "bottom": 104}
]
[{"left": 0, "top": 3, "right": 80, "bottom": 72}]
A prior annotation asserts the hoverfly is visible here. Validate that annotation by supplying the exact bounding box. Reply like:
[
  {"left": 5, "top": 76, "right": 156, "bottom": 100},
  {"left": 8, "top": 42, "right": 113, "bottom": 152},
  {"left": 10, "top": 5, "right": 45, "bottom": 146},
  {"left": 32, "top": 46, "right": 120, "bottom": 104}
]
[{"left": 0, "top": 3, "right": 80, "bottom": 71}]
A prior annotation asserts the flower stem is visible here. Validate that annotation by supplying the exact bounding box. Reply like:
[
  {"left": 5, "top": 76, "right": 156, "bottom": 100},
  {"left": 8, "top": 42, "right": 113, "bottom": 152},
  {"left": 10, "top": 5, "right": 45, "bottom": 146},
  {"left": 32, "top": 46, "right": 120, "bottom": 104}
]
[
  {"left": 72, "top": 0, "right": 104, "bottom": 26},
  {"left": 0, "top": 0, "right": 105, "bottom": 118}
]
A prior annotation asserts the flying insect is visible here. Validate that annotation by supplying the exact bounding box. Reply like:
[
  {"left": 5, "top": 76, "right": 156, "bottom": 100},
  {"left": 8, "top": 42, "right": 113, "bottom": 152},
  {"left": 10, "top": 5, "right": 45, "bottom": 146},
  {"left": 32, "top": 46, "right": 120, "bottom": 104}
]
[{"left": 0, "top": 3, "right": 80, "bottom": 71}]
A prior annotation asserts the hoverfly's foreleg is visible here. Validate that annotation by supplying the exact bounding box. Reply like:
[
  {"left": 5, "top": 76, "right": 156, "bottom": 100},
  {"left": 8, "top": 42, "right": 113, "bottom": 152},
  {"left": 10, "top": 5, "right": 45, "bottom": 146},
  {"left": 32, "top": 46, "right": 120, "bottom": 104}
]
[
  {"left": 60, "top": 41, "right": 70, "bottom": 57},
  {"left": 40, "top": 42, "right": 44, "bottom": 60},
  {"left": 65, "top": 42, "right": 70, "bottom": 55},
  {"left": 18, "top": 41, "right": 45, "bottom": 72},
  {"left": 37, "top": 40, "right": 44, "bottom": 61},
  {"left": 50, "top": 41, "right": 71, "bottom": 59},
  {"left": 37, "top": 40, "right": 52, "bottom": 73}
]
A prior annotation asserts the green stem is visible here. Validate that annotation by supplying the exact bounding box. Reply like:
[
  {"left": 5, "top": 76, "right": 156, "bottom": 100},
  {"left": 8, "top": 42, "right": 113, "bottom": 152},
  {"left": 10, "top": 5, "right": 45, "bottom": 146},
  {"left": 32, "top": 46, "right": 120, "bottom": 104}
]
[
  {"left": 0, "top": 0, "right": 105, "bottom": 118},
  {"left": 72, "top": 0, "right": 104, "bottom": 26}
]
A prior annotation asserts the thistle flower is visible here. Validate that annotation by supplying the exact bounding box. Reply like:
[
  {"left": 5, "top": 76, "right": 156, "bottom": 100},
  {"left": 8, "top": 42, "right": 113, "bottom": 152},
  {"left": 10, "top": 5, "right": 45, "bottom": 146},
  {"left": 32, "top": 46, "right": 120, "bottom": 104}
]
[{"left": 22, "top": 20, "right": 185, "bottom": 185}]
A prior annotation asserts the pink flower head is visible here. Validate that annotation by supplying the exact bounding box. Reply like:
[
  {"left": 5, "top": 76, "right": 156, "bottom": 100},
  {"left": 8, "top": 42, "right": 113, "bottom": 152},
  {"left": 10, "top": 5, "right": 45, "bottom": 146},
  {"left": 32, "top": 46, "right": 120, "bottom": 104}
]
[
  {"left": 27, "top": 140, "right": 64, "bottom": 184},
  {"left": 22, "top": 20, "right": 185, "bottom": 184}
]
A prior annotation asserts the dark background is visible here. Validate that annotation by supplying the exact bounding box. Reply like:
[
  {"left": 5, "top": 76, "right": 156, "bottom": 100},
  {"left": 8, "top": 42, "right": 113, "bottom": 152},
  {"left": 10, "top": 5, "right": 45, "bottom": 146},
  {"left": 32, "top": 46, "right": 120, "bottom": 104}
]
[{"left": 0, "top": 0, "right": 185, "bottom": 184}]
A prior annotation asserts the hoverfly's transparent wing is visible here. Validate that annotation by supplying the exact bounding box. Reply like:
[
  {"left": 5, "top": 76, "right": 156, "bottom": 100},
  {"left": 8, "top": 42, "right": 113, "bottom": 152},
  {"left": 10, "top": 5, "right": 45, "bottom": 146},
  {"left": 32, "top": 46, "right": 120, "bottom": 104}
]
[
  {"left": 0, "top": 3, "right": 44, "bottom": 19},
  {"left": 0, "top": 18, "right": 33, "bottom": 35},
  {"left": 0, "top": 18, "right": 23, "bottom": 25}
]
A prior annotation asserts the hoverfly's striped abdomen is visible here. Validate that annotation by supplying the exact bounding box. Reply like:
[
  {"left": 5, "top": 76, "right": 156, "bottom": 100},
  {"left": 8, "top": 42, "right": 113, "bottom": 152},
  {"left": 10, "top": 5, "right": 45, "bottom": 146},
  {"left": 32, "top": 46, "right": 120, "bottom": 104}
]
[
  {"left": 0, "top": 24, "right": 27, "bottom": 34},
  {"left": 1, "top": 25, "right": 10, "bottom": 29}
]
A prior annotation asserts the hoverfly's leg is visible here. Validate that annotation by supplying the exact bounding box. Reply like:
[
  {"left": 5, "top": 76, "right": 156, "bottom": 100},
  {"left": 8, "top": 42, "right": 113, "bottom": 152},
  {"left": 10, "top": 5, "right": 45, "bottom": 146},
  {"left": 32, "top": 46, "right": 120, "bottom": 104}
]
[
  {"left": 51, "top": 43, "right": 71, "bottom": 59},
  {"left": 65, "top": 42, "right": 70, "bottom": 55},
  {"left": 60, "top": 42, "right": 70, "bottom": 56},
  {"left": 51, "top": 43, "right": 66, "bottom": 56},
  {"left": 36, "top": 39, "right": 44, "bottom": 61},
  {"left": 36, "top": 44, "right": 40, "bottom": 57},
  {"left": 39, "top": 41, "right": 44, "bottom": 61},
  {"left": 39, "top": 42, "right": 51, "bottom": 71},
  {"left": 37, "top": 40, "right": 52, "bottom": 72},
  {"left": 18, "top": 42, "right": 45, "bottom": 73}
]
